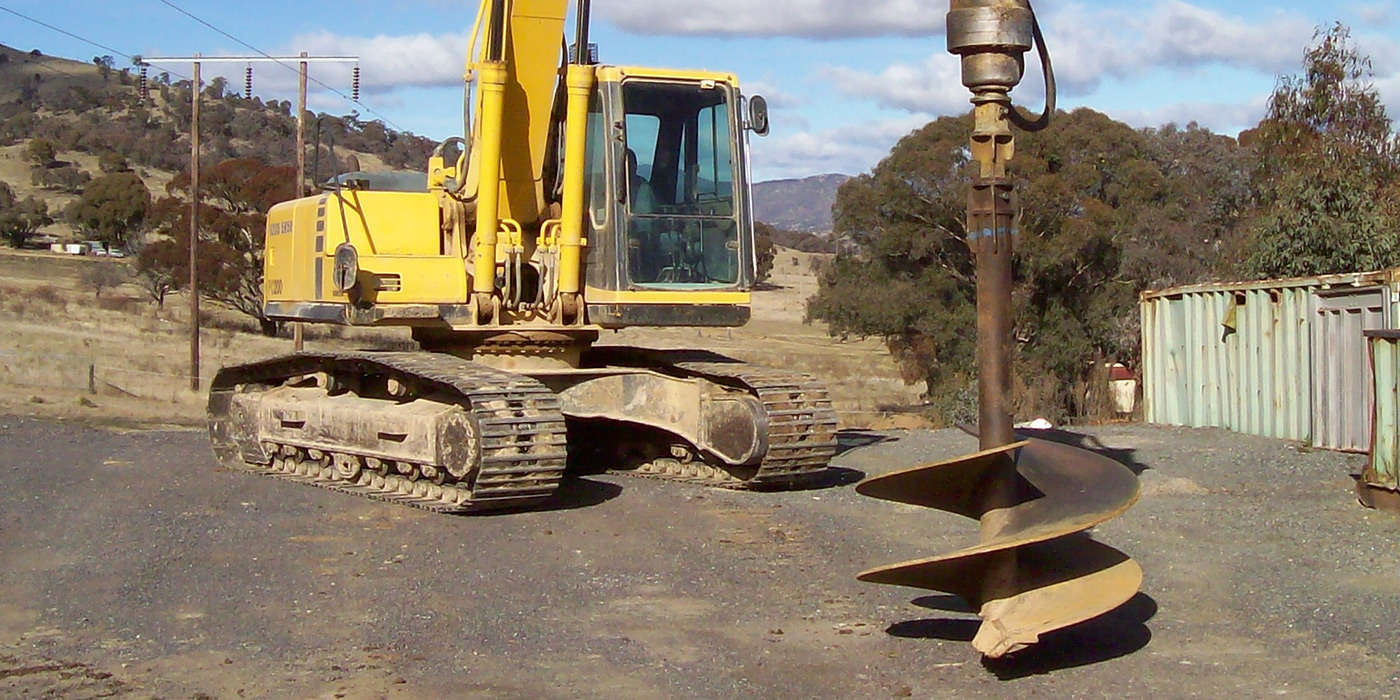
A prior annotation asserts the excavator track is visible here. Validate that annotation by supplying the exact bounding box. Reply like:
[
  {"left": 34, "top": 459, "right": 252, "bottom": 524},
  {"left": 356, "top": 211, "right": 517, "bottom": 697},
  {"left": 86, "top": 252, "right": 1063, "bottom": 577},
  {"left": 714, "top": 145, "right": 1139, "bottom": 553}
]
[
  {"left": 586, "top": 347, "right": 840, "bottom": 489},
  {"left": 208, "top": 351, "right": 568, "bottom": 513}
]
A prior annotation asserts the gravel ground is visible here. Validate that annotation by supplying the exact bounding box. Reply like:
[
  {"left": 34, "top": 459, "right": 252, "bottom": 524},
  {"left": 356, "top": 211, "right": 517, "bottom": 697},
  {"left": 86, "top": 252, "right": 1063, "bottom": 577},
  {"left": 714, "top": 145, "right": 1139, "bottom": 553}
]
[{"left": 1, "top": 416, "right": 1398, "bottom": 699}]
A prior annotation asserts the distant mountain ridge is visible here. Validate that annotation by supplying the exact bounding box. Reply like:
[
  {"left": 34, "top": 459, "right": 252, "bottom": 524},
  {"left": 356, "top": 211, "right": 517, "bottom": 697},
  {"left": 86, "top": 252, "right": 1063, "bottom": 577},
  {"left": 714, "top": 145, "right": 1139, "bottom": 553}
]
[{"left": 753, "top": 173, "right": 850, "bottom": 233}]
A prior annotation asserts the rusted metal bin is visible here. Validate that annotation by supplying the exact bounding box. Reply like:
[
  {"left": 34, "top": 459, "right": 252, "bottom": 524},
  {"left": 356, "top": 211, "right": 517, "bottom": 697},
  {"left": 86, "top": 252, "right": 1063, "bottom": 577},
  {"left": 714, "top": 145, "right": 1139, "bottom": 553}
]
[
  {"left": 1141, "top": 270, "right": 1397, "bottom": 450},
  {"left": 1362, "top": 330, "right": 1400, "bottom": 509}
]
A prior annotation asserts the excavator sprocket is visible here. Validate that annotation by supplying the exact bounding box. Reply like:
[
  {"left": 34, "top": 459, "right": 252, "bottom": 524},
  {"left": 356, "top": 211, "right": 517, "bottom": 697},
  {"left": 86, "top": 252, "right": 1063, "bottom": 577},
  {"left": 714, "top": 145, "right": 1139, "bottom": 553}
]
[
  {"left": 585, "top": 347, "right": 840, "bottom": 489},
  {"left": 208, "top": 351, "right": 568, "bottom": 513},
  {"left": 856, "top": 437, "right": 1141, "bottom": 657}
]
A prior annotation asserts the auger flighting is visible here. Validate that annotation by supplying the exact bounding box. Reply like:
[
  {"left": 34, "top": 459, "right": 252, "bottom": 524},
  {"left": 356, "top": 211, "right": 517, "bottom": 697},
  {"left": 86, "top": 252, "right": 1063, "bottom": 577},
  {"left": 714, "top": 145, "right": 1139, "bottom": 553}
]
[{"left": 855, "top": 0, "right": 1142, "bottom": 658}]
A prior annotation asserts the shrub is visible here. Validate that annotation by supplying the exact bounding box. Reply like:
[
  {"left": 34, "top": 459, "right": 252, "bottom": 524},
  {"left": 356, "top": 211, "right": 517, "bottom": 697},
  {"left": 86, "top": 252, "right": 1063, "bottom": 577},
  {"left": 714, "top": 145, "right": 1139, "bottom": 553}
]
[{"left": 28, "top": 284, "right": 65, "bottom": 306}]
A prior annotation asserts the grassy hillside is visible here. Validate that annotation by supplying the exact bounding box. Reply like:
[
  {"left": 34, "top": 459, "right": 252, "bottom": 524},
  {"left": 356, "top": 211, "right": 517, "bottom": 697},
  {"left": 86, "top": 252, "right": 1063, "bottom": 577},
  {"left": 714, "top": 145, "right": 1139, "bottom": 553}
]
[{"left": 0, "top": 44, "right": 436, "bottom": 241}]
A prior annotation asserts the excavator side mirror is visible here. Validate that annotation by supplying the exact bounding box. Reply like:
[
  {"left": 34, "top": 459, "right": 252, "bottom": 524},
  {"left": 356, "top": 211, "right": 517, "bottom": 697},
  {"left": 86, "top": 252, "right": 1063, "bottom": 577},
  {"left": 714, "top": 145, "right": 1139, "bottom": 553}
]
[{"left": 747, "top": 95, "right": 770, "bottom": 137}]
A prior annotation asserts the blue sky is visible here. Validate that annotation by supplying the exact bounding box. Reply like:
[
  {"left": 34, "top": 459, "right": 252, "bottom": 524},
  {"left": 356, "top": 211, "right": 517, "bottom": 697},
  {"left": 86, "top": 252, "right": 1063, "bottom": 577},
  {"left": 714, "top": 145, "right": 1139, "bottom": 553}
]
[{"left": 4, "top": 1, "right": 1400, "bottom": 180}]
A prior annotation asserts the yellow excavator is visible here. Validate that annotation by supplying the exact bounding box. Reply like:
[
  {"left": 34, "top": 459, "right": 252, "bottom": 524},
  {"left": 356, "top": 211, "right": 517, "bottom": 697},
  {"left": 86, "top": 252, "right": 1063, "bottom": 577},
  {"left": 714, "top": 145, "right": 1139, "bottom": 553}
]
[
  {"left": 208, "top": 0, "right": 1140, "bottom": 659},
  {"left": 208, "top": 0, "right": 838, "bottom": 512}
]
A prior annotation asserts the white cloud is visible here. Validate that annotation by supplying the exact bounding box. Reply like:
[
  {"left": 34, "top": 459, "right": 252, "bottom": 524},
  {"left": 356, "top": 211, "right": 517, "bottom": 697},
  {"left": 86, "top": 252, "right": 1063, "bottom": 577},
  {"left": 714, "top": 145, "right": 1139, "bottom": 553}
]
[
  {"left": 190, "top": 30, "right": 471, "bottom": 99},
  {"left": 1354, "top": 32, "right": 1400, "bottom": 77},
  {"left": 823, "top": 55, "right": 968, "bottom": 115},
  {"left": 742, "top": 79, "right": 803, "bottom": 110},
  {"left": 751, "top": 115, "right": 929, "bottom": 179},
  {"left": 1051, "top": 2, "right": 1311, "bottom": 92},
  {"left": 1371, "top": 72, "right": 1400, "bottom": 122},
  {"left": 1107, "top": 97, "right": 1269, "bottom": 135},
  {"left": 1139, "top": 2, "right": 1312, "bottom": 73},
  {"left": 286, "top": 30, "right": 471, "bottom": 90},
  {"left": 598, "top": 0, "right": 944, "bottom": 38},
  {"left": 819, "top": 1, "right": 1316, "bottom": 114},
  {"left": 1353, "top": 2, "right": 1396, "bottom": 26}
]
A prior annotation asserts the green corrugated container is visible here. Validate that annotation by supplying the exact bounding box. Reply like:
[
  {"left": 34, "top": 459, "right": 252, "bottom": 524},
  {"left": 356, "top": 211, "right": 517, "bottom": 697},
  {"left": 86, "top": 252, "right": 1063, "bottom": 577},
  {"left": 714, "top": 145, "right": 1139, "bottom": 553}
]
[
  {"left": 1141, "top": 270, "right": 1397, "bottom": 450},
  {"left": 1362, "top": 330, "right": 1400, "bottom": 508}
]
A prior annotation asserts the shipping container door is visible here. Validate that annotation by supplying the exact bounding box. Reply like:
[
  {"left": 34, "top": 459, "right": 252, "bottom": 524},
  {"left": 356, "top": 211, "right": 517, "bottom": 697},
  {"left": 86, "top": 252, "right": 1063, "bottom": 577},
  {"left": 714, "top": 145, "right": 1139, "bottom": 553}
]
[{"left": 1312, "top": 287, "right": 1390, "bottom": 451}]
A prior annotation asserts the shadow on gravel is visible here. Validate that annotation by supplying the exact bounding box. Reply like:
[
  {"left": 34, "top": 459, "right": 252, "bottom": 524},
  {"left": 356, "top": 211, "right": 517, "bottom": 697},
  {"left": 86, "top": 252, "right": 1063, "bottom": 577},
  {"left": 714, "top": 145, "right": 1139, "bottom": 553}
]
[
  {"left": 982, "top": 593, "right": 1157, "bottom": 678},
  {"left": 835, "top": 430, "right": 895, "bottom": 457},
  {"left": 911, "top": 593, "right": 977, "bottom": 614},
  {"left": 476, "top": 477, "right": 623, "bottom": 516},
  {"left": 791, "top": 466, "right": 866, "bottom": 489},
  {"left": 1019, "top": 427, "right": 1152, "bottom": 476},
  {"left": 885, "top": 595, "right": 979, "bottom": 642},
  {"left": 885, "top": 592, "right": 1157, "bottom": 677}
]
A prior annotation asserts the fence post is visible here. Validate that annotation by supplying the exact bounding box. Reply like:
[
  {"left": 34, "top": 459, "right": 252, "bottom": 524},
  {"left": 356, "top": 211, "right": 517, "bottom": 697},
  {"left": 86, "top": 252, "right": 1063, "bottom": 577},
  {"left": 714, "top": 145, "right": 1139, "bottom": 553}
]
[{"left": 88, "top": 364, "right": 96, "bottom": 395}]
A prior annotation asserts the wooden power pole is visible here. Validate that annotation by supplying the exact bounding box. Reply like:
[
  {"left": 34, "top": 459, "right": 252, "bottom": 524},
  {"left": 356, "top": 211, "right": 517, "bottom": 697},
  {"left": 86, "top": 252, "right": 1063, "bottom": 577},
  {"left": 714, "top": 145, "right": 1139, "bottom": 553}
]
[
  {"left": 189, "top": 57, "right": 201, "bottom": 391},
  {"left": 139, "top": 53, "right": 359, "bottom": 383},
  {"left": 294, "top": 52, "right": 308, "bottom": 352}
]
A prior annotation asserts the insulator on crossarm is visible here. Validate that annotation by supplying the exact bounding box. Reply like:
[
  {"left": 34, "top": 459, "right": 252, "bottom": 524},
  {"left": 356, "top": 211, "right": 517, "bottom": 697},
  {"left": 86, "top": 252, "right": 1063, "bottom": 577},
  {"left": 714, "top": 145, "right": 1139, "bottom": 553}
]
[
  {"left": 352, "top": 65, "right": 361, "bottom": 102},
  {"left": 139, "top": 65, "right": 148, "bottom": 101},
  {"left": 245, "top": 65, "right": 253, "bottom": 99}
]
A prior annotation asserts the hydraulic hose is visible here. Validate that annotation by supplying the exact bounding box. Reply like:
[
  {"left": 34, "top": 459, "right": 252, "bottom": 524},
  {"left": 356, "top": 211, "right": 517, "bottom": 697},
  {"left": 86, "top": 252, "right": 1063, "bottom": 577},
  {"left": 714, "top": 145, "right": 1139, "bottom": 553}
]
[{"left": 1006, "top": 5, "right": 1055, "bottom": 133}]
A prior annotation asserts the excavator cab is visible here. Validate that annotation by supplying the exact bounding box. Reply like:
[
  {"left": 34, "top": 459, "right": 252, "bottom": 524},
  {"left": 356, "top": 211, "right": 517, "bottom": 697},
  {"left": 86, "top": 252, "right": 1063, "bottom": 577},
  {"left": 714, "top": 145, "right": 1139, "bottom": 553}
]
[
  {"left": 582, "top": 69, "right": 764, "bottom": 328},
  {"left": 259, "top": 0, "right": 773, "bottom": 334}
]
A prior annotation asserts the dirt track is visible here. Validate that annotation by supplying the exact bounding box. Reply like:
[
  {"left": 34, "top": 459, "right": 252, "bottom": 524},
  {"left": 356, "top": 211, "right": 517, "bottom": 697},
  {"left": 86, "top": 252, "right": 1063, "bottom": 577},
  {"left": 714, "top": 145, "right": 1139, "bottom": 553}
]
[{"left": 2, "top": 416, "right": 1399, "bottom": 699}]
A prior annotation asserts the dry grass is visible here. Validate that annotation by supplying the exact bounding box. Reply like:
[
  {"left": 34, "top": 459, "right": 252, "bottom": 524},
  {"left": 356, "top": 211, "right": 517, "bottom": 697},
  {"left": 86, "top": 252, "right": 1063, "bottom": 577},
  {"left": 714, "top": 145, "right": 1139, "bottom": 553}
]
[
  {"left": 611, "top": 259, "right": 925, "bottom": 427},
  {"left": 0, "top": 250, "right": 298, "bottom": 427},
  {"left": 0, "top": 246, "right": 923, "bottom": 430}
]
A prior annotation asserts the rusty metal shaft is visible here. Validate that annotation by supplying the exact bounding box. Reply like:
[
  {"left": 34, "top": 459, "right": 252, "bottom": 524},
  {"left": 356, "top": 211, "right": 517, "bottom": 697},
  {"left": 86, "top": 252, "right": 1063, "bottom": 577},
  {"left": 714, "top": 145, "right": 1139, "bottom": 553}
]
[
  {"left": 971, "top": 168, "right": 1017, "bottom": 453},
  {"left": 958, "top": 0, "right": 1031, "bottom": 636},
  {"left": 952, "top": 0, "right": 1032, "bottom": 454}
]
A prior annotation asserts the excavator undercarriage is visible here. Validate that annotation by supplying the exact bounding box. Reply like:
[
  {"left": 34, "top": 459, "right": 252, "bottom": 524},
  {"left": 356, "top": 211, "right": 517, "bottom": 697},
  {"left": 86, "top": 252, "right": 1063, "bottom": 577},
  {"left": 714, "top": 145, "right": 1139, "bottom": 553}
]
[{"left": 209, "top": 346, "right": 838, "bottom": 512}]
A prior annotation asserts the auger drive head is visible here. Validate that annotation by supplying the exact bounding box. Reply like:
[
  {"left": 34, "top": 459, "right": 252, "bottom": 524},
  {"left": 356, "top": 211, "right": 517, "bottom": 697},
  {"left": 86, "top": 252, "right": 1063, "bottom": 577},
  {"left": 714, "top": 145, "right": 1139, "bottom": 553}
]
[{"left": 855, "top": 0, "right": 1142, "bottom": 658}]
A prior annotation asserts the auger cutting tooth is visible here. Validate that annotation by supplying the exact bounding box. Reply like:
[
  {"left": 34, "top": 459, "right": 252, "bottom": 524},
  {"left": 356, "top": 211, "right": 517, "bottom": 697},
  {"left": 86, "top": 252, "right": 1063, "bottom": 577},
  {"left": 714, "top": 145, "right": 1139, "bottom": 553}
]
[{"left": 856, "top": 438, "right": 1141, "bottom": 658}]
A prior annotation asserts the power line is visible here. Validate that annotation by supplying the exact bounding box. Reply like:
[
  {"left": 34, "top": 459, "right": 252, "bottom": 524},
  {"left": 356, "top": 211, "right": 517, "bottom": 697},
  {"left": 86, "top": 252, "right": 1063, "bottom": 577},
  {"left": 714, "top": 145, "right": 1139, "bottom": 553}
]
[
  {"left": 154, "top": 0, "right": 409, "bottom": 132},
  {"left": 27, "top": 60, "right": 85, "bottom": 81},
  {"left": 0, "top": 4, "right": 128, "bottom": 59},
  {"left": 0, "top": 3, "right": 193, "bottom": 82}
]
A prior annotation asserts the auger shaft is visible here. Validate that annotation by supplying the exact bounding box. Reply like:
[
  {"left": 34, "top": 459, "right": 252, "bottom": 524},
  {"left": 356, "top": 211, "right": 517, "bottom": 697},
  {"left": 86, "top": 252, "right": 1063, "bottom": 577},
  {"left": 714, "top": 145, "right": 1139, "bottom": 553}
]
[
  {"left": 953, "top": 0, "right": 1035, "bottom": 632},
  {"left": 949, "top": 0, "right": 1034, "bottom": 452},
  {"left": 855, "top": 0, "right": 1141, "bottom": 661}
]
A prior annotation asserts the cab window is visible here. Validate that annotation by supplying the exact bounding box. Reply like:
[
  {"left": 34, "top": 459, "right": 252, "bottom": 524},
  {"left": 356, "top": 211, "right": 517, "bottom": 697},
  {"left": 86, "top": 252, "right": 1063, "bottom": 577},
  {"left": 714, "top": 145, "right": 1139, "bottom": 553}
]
[{"left": 621, "top": 80, "right": 740, "bottom": 287}]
